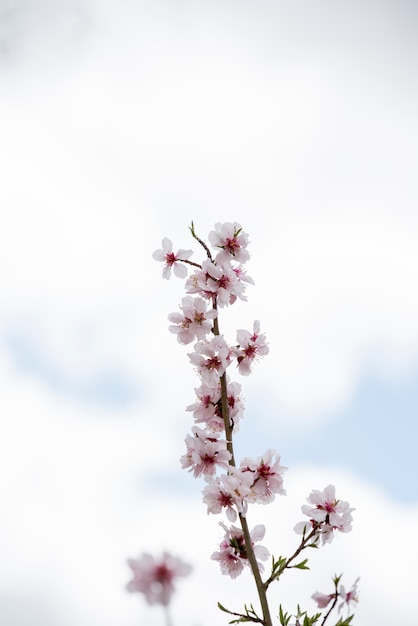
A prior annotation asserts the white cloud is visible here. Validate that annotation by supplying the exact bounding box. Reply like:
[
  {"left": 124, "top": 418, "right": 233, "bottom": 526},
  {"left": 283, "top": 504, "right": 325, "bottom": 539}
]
[
  {"left": 1, "top": 357, "right": 417, "bottom": 625},
  {"left": 1, "top": 1, "right": 417, "bottom": 420}
]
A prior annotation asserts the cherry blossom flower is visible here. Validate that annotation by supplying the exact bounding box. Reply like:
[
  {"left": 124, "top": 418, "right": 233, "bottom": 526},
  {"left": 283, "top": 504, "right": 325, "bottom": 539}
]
[
  {"left": 224, "top": 380, "right": 245, "bottom": 430},
  {"left": 202, "top": 476, "right": 238, "bottom": 521},
  {"left": 187, "top": 379, "right": 244, "bottom": 432},
  {"left": 184, "top": 266, "right": 216, "bottom": 300},
  {"left": 233, "top": 264, "right": 254, "bottom": 286},
  {"left": 180, "top": 426, "right": 231, "bottom": 477},
  {"left": 339, "top": 578, "right": 360, "bottom": 611},
  {"left": 187, "top": 382, "right": 223, "bottom": 430},
  {"left": 208, "top": 259, "right": 249, "bottom": 307},
  {"left": 152, "top": 237, "right": 193, "bottom": 279},
  {"left": 211, "top": 522, "right": 269, "bottom": 578},
  {"left": 208, "top": 222, "right": 251, "bottom": 264},
  {"left": 126, "top": 552, "right": 192, "bottom": 606},
  {"left": 202, "top": 467, "right": 254, "bottom": 521},
  {"left": 294, "top": 484, "right": 354, "bottom": 544},
  {"left": 312, "top": 591, "right": 335, "bottom": 609},
  {"left": 187, "top": 258, "right": 248, "bottom": 307},
  {"left": 188, "top": 335, "right": 230, "bottom": 385},
  {"left": 235, "top": 320, "right": 269, "bottom": 375},
  {"left": 240, "top": 449, "right": 287, "bottom": 504},
  {"left": 168, "top": 296, "right": 218, "bottom": 344}
]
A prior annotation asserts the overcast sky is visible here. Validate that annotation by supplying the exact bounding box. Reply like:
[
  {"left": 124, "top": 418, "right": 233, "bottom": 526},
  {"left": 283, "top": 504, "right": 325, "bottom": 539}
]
[{"left": 1, "top": 1, "right": 418, "bottom": 625}]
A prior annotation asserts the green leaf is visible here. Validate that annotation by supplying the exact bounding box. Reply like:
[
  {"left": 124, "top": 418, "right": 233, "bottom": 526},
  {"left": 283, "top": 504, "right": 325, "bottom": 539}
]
[
  {"left": 334, "top": 614, "right": 354, "bottom": 626},
  {"left": 271, "top": 555, "right": 288, "bottom": 580},
  {"left": 302, "top": 613, "right": 321, "bottom": 625},
  {"left": 293, "top": 558, "right": 310, "bottom": 570},
  {"left": 216, "top": 601, "right": 263, "bottom": 624},
  {"left": 278, "top": 604, "right": 292, "bottom": 625}
]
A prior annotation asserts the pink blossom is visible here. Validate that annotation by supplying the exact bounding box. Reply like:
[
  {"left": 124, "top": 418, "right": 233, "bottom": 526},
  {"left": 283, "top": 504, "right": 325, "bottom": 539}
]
[
  {"left": 294, "top": 484, "right": 354, "bottom": 545},
  {"left": 152, "top": 237, "right": 193, "bottom": 279},
  {"left": 207, "top": 259, "right": 248, "bottom": 307},
  {"left": 211, "top": 522, "right": 269, "bottom": 578},
  {"left": 187, "top": 382, "right": 223, "bottom": 431},
  {"left": 188, "top": 336, "right": 230, "bottom": 385},
  {"left": 232, "top": 264, "right": 254, "bottom": 286},
  {"left": 126, "top": 552, "right": 192, "bottom": 606},
  {"left": 190, "top": 258, "right": 248, "bottom": 307},
  {"left": 202, "top": 476, "right": 238, "bottom": 521},
  {"left": 202, "top": 467, "right": 253, "bottom": 521},
  {"left": 184, "top": 266, "right": 216, "bottom": 300},
  {"left": 339, "top": 578, "right": 360, "bottom": 611},
  {"left": 185, "top": 255, "right": 252, "bottom": 306},
  {"left": 235, "top": 320, "right": 269, "bottom": 375},
  {"left": 187, "top": 379, "right": 244, "bottom": 432},
  {"left": 312, "top": 591, "right": 335, "bottom": 609},
  {"left": 208, "top": 222, "right": 251, "bottom": 264},
  {"left": 184, "top": 259, "right": 224, "bottom": 300},
  {"left": 168, "top": 296, "right": 217, "bottom": 344},
  {"left": 180, "top": 426, "right": 231, "bottom": 477},
  {"left": 221, "top": 466, "right": 254, "bottom": 516},
  {"left": 224, "top": 380, "right": 245, "bottom": 430},
  {"left": 240, "top": 449, "right": 287, "bottom": 504}
]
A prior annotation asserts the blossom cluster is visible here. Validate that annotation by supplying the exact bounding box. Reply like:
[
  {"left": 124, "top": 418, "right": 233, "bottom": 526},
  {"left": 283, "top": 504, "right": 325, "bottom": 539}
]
[
  {"left": 212, "top": 522, "right": 269, "bottom": 579},
  {"left": 312, "top": 576, "right": 360, "bottom": 612},
  {"left": 153, "top": 223, "right": 283, "bottom": 575},
  {"left": 294, "top": 484, "right": 354, "bottom": 545}
]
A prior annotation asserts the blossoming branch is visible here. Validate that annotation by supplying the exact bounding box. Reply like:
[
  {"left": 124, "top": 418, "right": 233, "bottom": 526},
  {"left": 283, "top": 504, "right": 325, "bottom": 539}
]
[{"left": 150, "top": 222, "right": 359, "bottom": 626}]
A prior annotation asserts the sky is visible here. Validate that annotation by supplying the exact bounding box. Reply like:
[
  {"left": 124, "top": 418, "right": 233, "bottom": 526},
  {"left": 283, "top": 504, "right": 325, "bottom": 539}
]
[{"left": 1, "top": 1, "right": 418, "bottom": 625}]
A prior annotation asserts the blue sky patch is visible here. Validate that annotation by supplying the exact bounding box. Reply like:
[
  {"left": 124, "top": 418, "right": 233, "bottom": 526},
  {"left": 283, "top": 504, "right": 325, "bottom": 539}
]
[
  {"left": 241, "top": 365, "right": 418, "bottom": 504},
  {"left": 3, "top": 330, "right": 140, "bottom": 411}
]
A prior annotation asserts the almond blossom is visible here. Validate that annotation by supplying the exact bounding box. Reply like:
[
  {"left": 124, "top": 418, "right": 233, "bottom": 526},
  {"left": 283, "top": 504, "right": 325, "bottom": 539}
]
[
  {"left": 312, "top": 576, "right": 359, "bottom": 613},
  {"left": 188, "top": 335, "right": 230, "bottom": 385},
  {"left": 208, "top": 221, "right": 251, "bottom": 264},
  {"left": 152, "top": 237, "right": 193, "bottom": 279},
  {"left": 224, "top": 380, "right": 245, "bottom": 430},
  {"left": 168, "top": 295, "right": 218, "bottom": 344},
  {"left": 240, "top": 449, "right": 287, "bottom": 504},
  {"left": 311, "top": 591, "right": 335, "bottom": 609},
  {"left": 232, "top": 263, "right": 254, "bottom": 286},
  {"left": 202, "top": 467, "right": 254, "bottom": 521},
  {"left": 186, "top": 258, "right": 249, "bottom": 307},
  {"left": 180, "top": 426, "right": 231, "bottom": 477},
  {"left": 202, "top": 476, "right": 238, "bottom": 522},
  {"left": 184, "top": 265, "right": 216, "bottom": 300},
  {"left": 211, "top": 522, "right": 269, "bottom": 578},
  {"left": 186, "top": 381, "right": 223, "bottom": 430},
  {"left": 126, "top": 552, "right": 192, "bottom": 606},
  {"left": 205, "top": 259, "right": 249, "bottom": 307},
  {"left": 187, "top": 379, "right": 244, "bottom": 432},
  {"left": 339, "top": 578, "right": 360, "bottom": 611},
  {"left": 235, "top": 320, "right": 269, "bottom": 375},
  {"left": 294, "top": 484, "right": 354, "bottom": 544}
]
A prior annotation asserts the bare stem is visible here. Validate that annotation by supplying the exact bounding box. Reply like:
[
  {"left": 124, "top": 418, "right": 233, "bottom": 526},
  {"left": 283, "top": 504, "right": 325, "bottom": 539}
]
[
  {"left": 264, "top": 528, "right": 318, "bottom": 590},
  {"left": 320, "top": 592, "right": 339, "bottom": 626},
  {"left": 182, "top": 258, "right": 202, "bottom": 269},
  {"left": 189, "top": 222, "right": 213, "bottom": 260},
  {"left": 163, "top": 605, "right": 173, "bottom": 626},
  {"left": 239, "top": 513, "right": 273, "bottom": 626}
]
